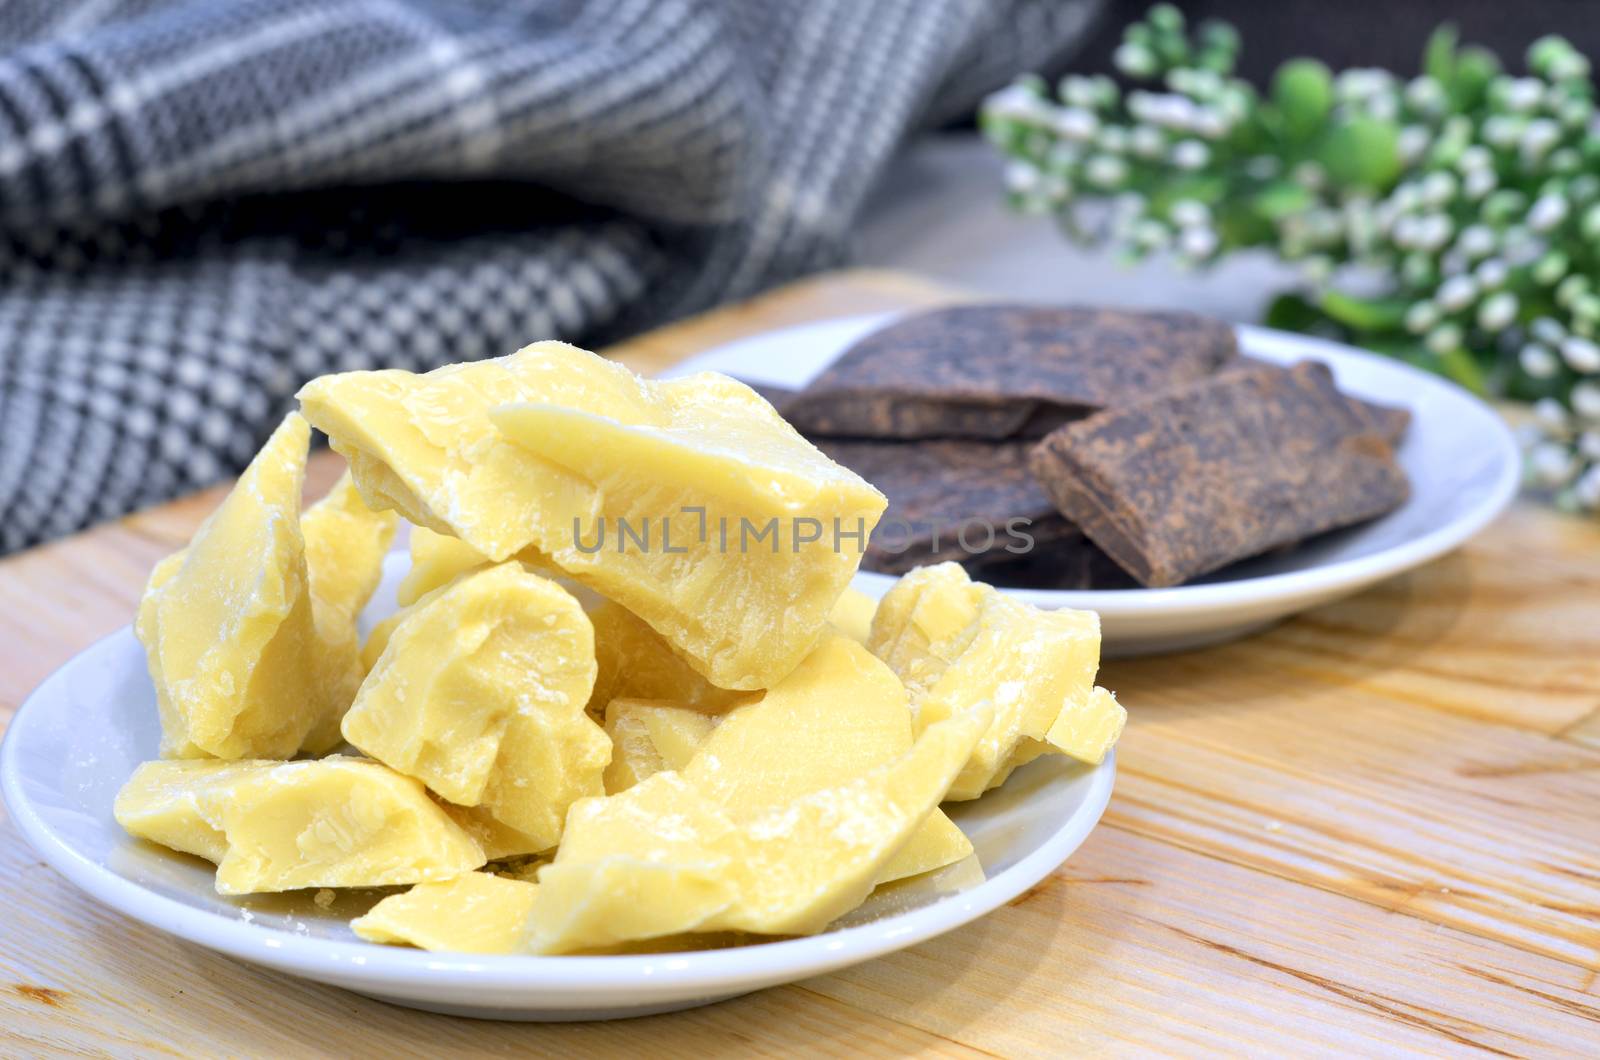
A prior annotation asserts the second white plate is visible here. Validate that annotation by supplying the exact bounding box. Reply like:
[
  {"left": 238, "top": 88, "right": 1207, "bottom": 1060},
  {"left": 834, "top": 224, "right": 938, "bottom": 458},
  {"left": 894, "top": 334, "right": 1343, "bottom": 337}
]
[{"left": 668, "top": 314, "right": 1522, "bottom": 655}]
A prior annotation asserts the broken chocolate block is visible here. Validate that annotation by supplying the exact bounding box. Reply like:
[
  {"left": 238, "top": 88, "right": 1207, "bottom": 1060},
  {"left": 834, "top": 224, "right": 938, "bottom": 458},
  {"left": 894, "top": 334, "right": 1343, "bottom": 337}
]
[
  {"left": 1349, "top": 395, "right": 1412, "bottom": 447},
  {"left": 967, "top": 530, "right": 1138, "bottom": 591},
  {"left": 1237, "top": 356, "right": 1412, "bottom": 448},
  {"left": 1028, "top": 362, "right": 1410, "bottom": 588},
  {"left": 783, "top": 305, "right": 1239, "bottom": 440},
  {"left": 813, "top": 437, "right": 1073, "bottom": 573}
]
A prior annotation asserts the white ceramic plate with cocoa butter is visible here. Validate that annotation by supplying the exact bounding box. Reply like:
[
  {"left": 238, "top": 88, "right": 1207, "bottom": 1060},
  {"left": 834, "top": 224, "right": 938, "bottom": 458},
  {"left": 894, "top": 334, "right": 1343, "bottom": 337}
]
[
  {"left": 671, "top": 314, "right": 1522, "bottom": 655},
  {"left": 0, "top": 553, "right": 1115, "bottom": 1022}
]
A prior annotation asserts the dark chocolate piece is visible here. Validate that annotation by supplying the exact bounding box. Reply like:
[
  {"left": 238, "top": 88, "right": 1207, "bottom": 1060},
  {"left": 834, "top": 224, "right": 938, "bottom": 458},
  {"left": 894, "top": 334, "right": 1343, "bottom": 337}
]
[
  {"left": 812, "top": 438, "right": 1070, "bottom": 574},
  {"left": 964, "top": 529, "right": 1139, "bottom": 591},
  {"left": 1237, "top": 355, "right": 1412, "bottom": 447},
  {"left": 1028, "top": 362, "right": 1410, "bottom": 588},
  {"left": 784, "top": 305, "right": 1239, "bottom": 440},
  {"left": 1348, "top": 395, "right": 1411, "bottom": 447}
]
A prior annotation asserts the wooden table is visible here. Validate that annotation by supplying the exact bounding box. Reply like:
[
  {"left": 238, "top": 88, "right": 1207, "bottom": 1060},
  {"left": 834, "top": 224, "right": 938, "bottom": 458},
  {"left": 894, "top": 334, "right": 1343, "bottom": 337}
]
[{"left": 2, "top": 270, "right": 1597, "bottom": 1057}]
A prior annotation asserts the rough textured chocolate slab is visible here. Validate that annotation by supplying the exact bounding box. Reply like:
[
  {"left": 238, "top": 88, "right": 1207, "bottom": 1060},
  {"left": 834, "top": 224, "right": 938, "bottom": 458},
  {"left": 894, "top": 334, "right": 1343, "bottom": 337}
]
[
  {"left": 813, "top": 438, "right": 1070, "bottom": 574},
  {"left": 1349, "top": 395, "right": 1411, "bottom": 447},
  {"left": 1237, "top": 355, "right": 1412, "bottom": 447},
  {"left": 1028, "top": 361, "right": 1410, "bottom": 588},
  {"left": 783, "top": 304, "right": 1239, "bottom": 440}
]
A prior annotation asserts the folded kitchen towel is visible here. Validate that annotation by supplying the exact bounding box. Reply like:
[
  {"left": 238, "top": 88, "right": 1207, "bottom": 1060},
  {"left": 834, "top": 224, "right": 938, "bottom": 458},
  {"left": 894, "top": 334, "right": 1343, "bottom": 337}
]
[{"left": 0, "top": 0, "right": 1101, "bottom": 554}]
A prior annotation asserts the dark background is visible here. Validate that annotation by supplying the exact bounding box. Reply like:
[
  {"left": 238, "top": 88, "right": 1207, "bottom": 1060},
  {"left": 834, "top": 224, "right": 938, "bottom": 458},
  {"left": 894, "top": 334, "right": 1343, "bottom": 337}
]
[{"left": 1068, "top": 0, "right": 1600, "bottom": 85}]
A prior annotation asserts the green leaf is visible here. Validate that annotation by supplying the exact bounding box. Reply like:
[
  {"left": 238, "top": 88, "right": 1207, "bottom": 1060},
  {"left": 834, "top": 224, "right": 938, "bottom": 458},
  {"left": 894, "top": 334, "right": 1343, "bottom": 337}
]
[
  {"left": 1437, "top": 346, "right": 1489, "bottom": 394},
  {"left": 1263, "top": 292, "right": 1326, "bottom": 332},
  {"left": 1447, "top": 45, "right": 1500, "bottom": 110},
  {"left": 1326, "top": 331, "right": 1486, "bottom": 393},
  {"left": 1272, "top": 59, "right": 1334, "bottom": 142},
  {"left": 1252, "top": 181, "right": 1314, "bottom": 221},
  {"left": 1319, "top": 290, "right": 1411, "bottom": 331},
  {"left": 1423, "top": 24, "right": 1458, "bottom": 85},
  {"left": 1317, "top": 117, "right": 1402, "bottom": 190}
]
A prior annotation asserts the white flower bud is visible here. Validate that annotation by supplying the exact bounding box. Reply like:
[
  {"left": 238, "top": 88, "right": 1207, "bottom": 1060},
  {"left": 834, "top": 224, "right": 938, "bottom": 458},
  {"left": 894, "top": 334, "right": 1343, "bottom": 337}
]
[
  {"left": 1573, "top": 465, "right": 1600, "bottom": 509},
  {"left": 1133, "top": 219, "right": 1169, "bottom": 249},
  {"left": 1054, "top": 107, "right": 1099, "bottom": 141},
  {"left": 1436, "top": 274, "right": 1478, "bottom": 312},
  {"left": 1170, "top": 200, "right": 1211, "bottom": 228},
  {"left": 1404, "top": 301, "right": 1440, "bottom": 334},
  {"left": 1483, "top": 115, "right": 1524, "bottom": 148},
  {"left": 1098, "top": 126, "right": 1130, "bottom": 154},
  {"left": 1005, "top": 161, "right": 1040, "bottom": 193},
  {"left": 1573, "top": 382, "right": 1600, "bottom": 419},
  {"left": 1522, "top": 344, "right": 1561, "bottom": 378},
  {"left": 1582, "top": 203, "right": 1600, "bottom": 242},
  {"left": 1192, "top": 108, "right": 1229, "bottom": 140},
  {"left": 1561, "top": 335, "right": 1600, "bottom": 372},
  {"left": 1405, "top": 76, "right": 1445, "bottom": 114},
  {"left": 1114, "top": 42, "right": 1158, "bottom": 78},
  {"left": 1426, "top": 323, "right": 1464, "bottom": 355},
  {"left": 1463, "top": 168, "right": 1498, "bottom": 200},
  {"left": 1532, "top": 251, "right": 1569, "bottom": 286},
  {"left": 1504, "top": 77, "right": 1545, "bottom": 112},
  {"left": 1474, "top": 258, "right": 1508, "bottom": 289},
  {"left": 1556, "top": 275, "right": 1589, "bottom": 308},
  {"left": 1084, "top": 154, "right": 1128, "bottom": 188},
  {"left": 1528, "top": 194, "right": 1569, "bottom": 232},
  {"left": 1178, "top": 226, "right": 1219, "bottom": 259},
  {"left": 1059, "top": 75, "right": 1099, "bottom": 109},
  {"left": 1155, "top": 95, "right": 1200, "bottom": 131},
  {"left": 1300, "top": 255, "right": 1333, "bottom": 285},
  {"left": 1047, "top": 142, "right": 1082, "bottom": 169},
  {"left": 1580, "top": 432, "right": 1600, "bottom": 461},
  {"left": 1130, "top": 124, "right": 1165, "bottom": 159},
  {"left": 1391, "top": 215, "right": 1421, "bottom": 249},
  {"left": 1392, "top": 182, "right": 1422, "bottom": 213},
  {"left": 1417, "top": 213, "right": 1454, "bottom": 252},
  {"left": 1292, "top": 161, "right": 1325, "bottom": 191},
  {"left": 1458, "top": 145, "right": 1493, "bottom": 173},
  {"left": 1170, "top": 140, "right": 1210, "bottom": 170},
  {"left": 1477, "top": 292, "right": 1518, "bottom": 331},
  {"left": 1421, "top": 171, "right": 1457, "bottom": 206},
  {"left": 1502, "top": 226, "right": 1546, "bottom": 267},
  {"left": 1397, "top": 126, "right": 1430, "bottom": 164},
  {"left": 1534, "top": 397, "right": 1570, "bottom": 431},
  {"left": 1519, "top": 118, "right": 1562, "bottom": 161},
  {"left": 1531, "top": 317, "right": 1567, "bottom": 344},
  {"left": 1366, "top": 93, "right": 1399, "bottom": 122},
  {"left": 1456, "top": 224, "right": 1496, "bottom": 259},
  {"left": 1529, "top": 442, "right": 1578, "bottom": 486}
]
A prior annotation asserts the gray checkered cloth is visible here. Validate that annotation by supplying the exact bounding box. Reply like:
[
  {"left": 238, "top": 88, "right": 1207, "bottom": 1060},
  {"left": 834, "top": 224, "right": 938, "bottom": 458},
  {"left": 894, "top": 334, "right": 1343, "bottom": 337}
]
[{"left": 0, "top": 0, "right": 1100, "bottom": 554}]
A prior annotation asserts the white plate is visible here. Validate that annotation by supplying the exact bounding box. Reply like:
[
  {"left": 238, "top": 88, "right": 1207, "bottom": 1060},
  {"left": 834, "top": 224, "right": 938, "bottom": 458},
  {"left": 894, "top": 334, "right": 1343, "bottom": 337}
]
[
  {"left": 0, "top": 553, "right": 1115, "bottom": 1021},
  {"left": 667, "top": 314, "right": 1522, "bottom": 655}
]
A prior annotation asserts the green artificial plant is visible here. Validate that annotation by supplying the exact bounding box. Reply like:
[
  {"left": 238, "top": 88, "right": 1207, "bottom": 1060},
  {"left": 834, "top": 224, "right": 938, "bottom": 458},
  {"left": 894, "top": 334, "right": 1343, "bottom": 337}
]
[{"left": 981, "top": 4, "right": 1600, "bottom": 510}]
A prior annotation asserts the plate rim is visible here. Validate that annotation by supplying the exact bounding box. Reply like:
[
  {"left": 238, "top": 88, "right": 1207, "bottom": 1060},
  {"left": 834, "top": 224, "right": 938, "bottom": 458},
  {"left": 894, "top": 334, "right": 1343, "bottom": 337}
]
[
  {"left": 679, "top": 313, "right": 1523, "bottom": 617},
  {"left": 0, "top": 627, "right": 1115, "bottom": 997}
]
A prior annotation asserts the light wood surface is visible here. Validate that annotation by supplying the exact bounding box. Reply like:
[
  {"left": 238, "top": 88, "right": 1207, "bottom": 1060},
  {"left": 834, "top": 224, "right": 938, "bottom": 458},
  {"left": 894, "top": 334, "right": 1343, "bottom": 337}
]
[{"left": 2, "top": 269, "right": 1597, "bottom": 1057}]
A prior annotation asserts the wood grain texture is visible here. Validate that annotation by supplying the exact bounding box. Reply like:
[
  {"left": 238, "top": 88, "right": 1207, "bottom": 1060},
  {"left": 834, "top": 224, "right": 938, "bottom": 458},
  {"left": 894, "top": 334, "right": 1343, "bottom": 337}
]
[{"left": 2, "top": 268, "right": 1597, "bottom": 1056}]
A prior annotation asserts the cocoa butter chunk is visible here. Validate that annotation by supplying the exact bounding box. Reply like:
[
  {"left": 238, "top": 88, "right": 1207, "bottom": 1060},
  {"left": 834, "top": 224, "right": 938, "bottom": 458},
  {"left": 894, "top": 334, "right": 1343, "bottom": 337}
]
[
  {"left": 783, "top": 305, "right": 1239, "bottom": 440},
  {"left": 1028, "top": 362, "right": 1410, "bottom": 588},
  {"left": 812, "top": 437, "right": 1073, "bottom": 573}
]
